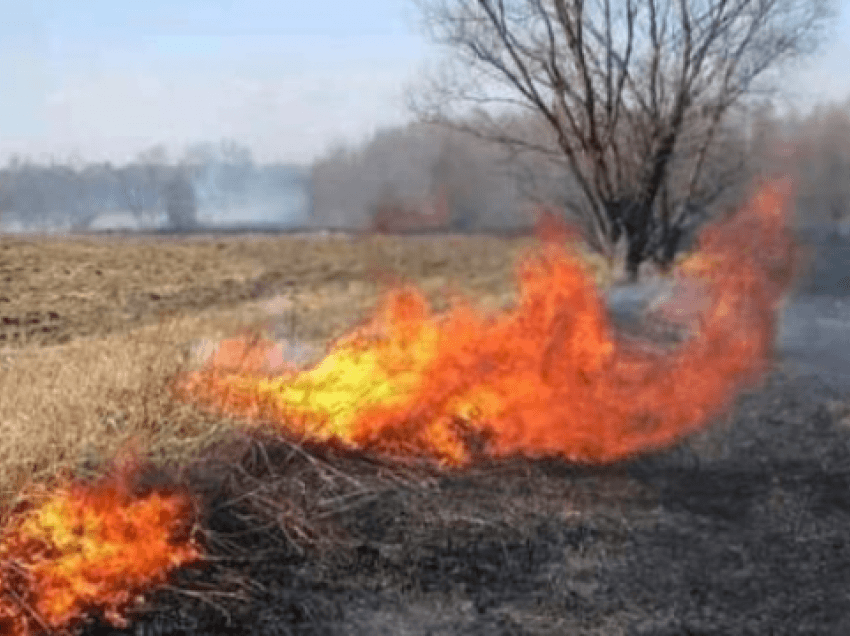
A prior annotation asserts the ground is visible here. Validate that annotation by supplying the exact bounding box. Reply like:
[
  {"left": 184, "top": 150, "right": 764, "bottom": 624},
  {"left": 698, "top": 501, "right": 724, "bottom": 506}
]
[
  {"left": 0, "top": 232, "right": 535, "bottom": 350},
  {"left": 0, "top": 229, "right": 848, "bottom": 635}
]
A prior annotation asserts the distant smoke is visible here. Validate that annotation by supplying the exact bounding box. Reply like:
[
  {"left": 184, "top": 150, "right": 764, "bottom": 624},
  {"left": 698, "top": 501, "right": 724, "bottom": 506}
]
[{"left": 0, "top": 141, "right": 312, "bottom": 233}]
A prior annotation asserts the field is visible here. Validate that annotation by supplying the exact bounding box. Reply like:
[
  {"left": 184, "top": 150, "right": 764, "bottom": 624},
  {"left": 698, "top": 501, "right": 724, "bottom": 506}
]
[
  {"left": 2, "top": 230, "right": 850, "bottom": 635},
  {"left": 0, "top": 233, "right": 541, "bottom": 500}
]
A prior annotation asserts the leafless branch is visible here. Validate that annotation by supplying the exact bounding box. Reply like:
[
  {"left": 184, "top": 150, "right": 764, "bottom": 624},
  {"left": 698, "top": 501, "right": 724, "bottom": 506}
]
[{"left": 412, "top": 0, "right": 836, "bottom": 275}]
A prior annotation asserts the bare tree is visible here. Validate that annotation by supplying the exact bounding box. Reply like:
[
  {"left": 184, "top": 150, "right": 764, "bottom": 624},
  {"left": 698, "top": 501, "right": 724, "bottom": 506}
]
[{"left": 412, "top": 0, "right": 835, "bottom": 278}]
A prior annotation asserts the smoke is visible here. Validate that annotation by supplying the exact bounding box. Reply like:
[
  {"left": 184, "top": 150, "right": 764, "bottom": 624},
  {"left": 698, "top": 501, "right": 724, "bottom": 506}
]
[{"left": 0, "top": 145, "right": 312, "bottom": 234}]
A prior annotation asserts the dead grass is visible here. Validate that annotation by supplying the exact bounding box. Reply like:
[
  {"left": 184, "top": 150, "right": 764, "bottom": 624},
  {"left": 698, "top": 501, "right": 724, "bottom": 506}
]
[
  {"left": 5, "top": 233, "right": 848, "bottom": 634},
  {"left": 0, "top": 232, "right": 620, "bottom": 519},
  {"left": 181, "top": 430, "right": 446, "bottom": 559},
  {"left": 0, "top": 310, "right": 252, "bottom": 516}
]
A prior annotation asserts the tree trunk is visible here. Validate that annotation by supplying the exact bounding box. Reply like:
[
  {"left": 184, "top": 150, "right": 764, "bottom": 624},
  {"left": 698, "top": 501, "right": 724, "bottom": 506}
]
[
  {"left": 624, "top": 205, "right": 650, "bottom": 281},
  {"left": 603, "top": 198, "right": 651, "bottom": 281},
  {"left": 658, "top": 225, "right": 683, "bottom": 273}
]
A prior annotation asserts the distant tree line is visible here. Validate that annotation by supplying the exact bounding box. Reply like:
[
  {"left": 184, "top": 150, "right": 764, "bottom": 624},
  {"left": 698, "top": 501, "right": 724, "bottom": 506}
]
[
  {"left": 2, "top": 104, "right": 848, "bottom": 239},
  {"left": 310, "top": 123, "right": 528, "bottom": 232},
  {"left": 763, "top": 101, "right": 850, "bottom": 236},
  {"left": 0, "top": 140, "right": 310, "bottom": 231},
  {"left": 309, "top": 97, "right": 850, "bottom": 244}
]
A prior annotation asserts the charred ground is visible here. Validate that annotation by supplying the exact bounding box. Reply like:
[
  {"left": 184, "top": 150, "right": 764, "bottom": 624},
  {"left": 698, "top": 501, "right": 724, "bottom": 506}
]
[{"left": 70, "top": 368, "right": 850, "bottom": 636}]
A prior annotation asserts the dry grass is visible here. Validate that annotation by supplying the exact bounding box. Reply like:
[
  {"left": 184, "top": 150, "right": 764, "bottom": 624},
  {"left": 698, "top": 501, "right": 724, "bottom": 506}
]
[
  {"left": 182, "top": 430, "right": 446, "bottom": 558},
  {"left": 0, "top": 232, "right": 620, "bottom": 520},
  {"left": 0, "top": 316, "right": 222, "bottom": 514},
  {"left": 5, "top": 233, "right": 846, "bottom": 634}
]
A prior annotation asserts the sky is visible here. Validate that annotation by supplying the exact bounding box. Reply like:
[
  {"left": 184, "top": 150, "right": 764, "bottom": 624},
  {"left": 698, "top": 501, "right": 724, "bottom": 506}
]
[{"left": 0, "top": 0, "right": 848, "bottom": 167}]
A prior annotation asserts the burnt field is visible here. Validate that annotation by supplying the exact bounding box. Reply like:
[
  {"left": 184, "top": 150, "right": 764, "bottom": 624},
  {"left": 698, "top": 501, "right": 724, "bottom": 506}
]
[
  {"left": 73, "top": 369, "right": 850, "bottom": 636},
  {"left": 2, "top": 228, "right": 849, "bottom": 635}
]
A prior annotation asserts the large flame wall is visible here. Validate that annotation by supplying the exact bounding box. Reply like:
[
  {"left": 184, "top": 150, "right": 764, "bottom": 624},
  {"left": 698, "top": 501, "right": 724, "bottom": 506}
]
[{"left": 180, "top": 180, "right": 795, "bottom": 465}]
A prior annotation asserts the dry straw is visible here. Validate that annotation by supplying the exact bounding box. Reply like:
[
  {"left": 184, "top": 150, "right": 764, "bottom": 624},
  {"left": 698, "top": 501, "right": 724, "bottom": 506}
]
[{"left": 0, "top": 311, "right": 256, "bottom": 516}]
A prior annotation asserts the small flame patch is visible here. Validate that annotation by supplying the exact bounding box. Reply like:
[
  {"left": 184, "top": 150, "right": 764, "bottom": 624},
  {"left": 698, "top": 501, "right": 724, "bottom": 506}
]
[{"left": 0, "top": 457, "right": 201, "bottom": 635}]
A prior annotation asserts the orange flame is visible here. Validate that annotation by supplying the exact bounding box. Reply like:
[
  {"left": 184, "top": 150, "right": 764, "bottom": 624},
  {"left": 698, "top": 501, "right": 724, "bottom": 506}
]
[
  {"left": 180, "top": 180, "right": 795, "bottom": 466},
  {"left": 0, "top": 456, "right": 201, "bottom": 635}
]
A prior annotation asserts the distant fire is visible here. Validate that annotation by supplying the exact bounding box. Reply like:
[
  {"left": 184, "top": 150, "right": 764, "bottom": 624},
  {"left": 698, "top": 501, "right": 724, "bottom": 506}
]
[
  {"left": 180, "top": 180, "right": 795, "bottom": 465},
  {"left": 0, "top": 456, "right": 201, "bottom": 635}
]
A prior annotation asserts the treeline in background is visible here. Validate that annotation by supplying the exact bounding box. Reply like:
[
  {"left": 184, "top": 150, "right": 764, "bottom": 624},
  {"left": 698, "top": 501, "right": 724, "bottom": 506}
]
[
  {"left": 0, "top": 141, "right": 310, "bottom": 233},
  {"left": 310, "top": 98, "right": 850, "bottom": 240},
  {"left": 1, "top": 99, "right": 849, "bottom": 238}
]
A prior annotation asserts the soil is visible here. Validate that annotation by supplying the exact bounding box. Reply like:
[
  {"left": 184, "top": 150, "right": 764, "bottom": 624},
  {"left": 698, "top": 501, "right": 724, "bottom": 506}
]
[
  {"left": 0, "top": 232, "right": 532, "bottom": 349},
  {"left": 3, "top": 230, "right": 849, "bottom": 635}
]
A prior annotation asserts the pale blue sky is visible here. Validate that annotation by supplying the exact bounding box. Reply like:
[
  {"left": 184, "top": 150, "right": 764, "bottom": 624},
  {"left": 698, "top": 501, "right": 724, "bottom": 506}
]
[{"left": 0, "top": 0, "right": 848, "bottom": 166}]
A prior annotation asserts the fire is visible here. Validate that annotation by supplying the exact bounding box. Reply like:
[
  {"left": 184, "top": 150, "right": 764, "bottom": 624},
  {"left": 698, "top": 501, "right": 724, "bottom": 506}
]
[
  {"left": 180, "top": 180, "right": 795, "bottom": 466},
  {"left": 0, "top": 456, "right": 201, "bottom": 635}
]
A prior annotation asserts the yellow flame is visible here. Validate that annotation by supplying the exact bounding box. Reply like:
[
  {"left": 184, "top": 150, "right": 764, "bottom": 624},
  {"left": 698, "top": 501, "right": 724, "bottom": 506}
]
[{"left": 250, "top": 291, "right": 442, "bottom": 441}]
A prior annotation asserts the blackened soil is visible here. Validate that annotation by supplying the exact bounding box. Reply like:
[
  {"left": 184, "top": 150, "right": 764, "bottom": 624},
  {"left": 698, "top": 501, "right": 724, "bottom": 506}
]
[
  {"left": 71, "top": 368, "right": 850, "bottom": 636},
  {"left": 613, "top": 373, "right": 850, "bottom": 635}
]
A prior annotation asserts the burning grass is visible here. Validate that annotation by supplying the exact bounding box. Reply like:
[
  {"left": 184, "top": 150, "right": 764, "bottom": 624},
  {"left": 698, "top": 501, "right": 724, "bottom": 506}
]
[
  {"left": 0, "top": 180, "right": 813, "bottom": 633},
  {"left": 0, "top": 230, "right": 564, "bottom": 633},
  {"left": 0, "top": 455, "right": 201, "bottom": 635},
  {"left": 0, "top": 226, "right": 614, "bottom": 506},
  {"left": 180, "top": 180, "right": 797, "bottom": 466},
  {"left": 0, "top": 231, "right": 554, "bottom": 504}
]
